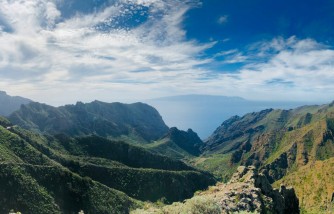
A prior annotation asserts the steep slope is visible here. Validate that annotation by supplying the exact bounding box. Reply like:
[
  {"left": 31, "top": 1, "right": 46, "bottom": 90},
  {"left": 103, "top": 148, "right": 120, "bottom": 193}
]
[
  {"left": 273, "top": 158, "right": 334, "bottom": 213},
  {"left": 131, "top": 166, "right": 299, "bottom": 214},
  {"left": 9, "top": 101, "right": 169, "bottom": 143},
  {"left": 0, "top": 117, "right": 215, "bottom": 213},
  {"left": 146, "top": 127, "right": 205, "bottom": 159},
  {"left": 0, "top": 118, "right": 136, "bottom": 214},
  {"left": 198, "top": 101, "right": 334, "bottom": 212},
  {"left": 0, "top": 91, "right": 31, "bottom": 116}
]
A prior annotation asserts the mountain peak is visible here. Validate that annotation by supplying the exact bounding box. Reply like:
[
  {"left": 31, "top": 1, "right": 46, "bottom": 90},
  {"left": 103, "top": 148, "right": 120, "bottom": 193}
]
[
  {"left": 0, "top": 91, "right": 32, "bottom": 116},
  {"left": 165, "top": 127, "right": 204, "bottom": 156}
]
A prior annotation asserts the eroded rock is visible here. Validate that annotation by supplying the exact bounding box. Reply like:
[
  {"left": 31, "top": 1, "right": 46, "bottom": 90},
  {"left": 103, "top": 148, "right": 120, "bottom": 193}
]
[{"left": 218, "top": 166, "right": 299, "bottom": 214}]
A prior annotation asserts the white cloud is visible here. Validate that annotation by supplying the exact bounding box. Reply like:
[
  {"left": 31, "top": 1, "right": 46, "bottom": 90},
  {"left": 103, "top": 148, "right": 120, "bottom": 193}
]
[
  {"left": 0, "top": 1, "right": 333, "bottom": 105},
  {"left": 217, "top": 15, "right": 228, "bottom": 24},
  {"left": 0, "top": 0, "right": 215, "bottom": 105},
  {"left": 212, "top": 37, "right": 334, "bottom": 101}
]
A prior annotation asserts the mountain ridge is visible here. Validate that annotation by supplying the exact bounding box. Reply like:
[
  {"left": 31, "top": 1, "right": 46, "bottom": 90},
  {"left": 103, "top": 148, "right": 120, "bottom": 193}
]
[
  {"left": 9, "top": 100, "right": 169, "bottom": 143},
  {"left": 147, "top": 94, "right": 315, "bottom": 138},
  {"left": 0, "top": 117, "right": 215, "bottom": 213},
  {"left": 146, "top": 127, "right": 205, "bottom": 159},
  {"left": 196, "top": 100, "right": 334, "bottom": 212},
  {"left": 0, "top": 91, "right": 32, "bottom": 116}
]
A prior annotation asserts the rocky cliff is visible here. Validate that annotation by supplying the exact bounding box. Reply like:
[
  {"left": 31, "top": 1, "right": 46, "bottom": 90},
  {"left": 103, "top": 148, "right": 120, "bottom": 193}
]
[{"left": 146, "top": 127, "right": 205, "bottom": 159}]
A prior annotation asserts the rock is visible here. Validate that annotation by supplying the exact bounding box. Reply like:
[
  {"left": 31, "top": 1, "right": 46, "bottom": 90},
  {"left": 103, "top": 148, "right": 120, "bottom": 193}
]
[
  {"left": 218, "top": 166, "right": 299, "bottom": 214},
  {"left": 279, "top": 185, "right": 300, "bottom": 213},
  {"left": 133, "top": 165, "right": 300, "bottom": 214}
]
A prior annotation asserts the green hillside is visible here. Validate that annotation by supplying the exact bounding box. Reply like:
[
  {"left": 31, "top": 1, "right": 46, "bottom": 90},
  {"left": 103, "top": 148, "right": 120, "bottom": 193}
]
[
  {"left": 197, "top": 101, "right": 334, "bottom": 212},
  {"left": 0, "top": 117, "right": 215, "bottom": 213},
  {"left": 9, "top": 101, "right": 169, "bottom": 143},
  {"left": 0, "top": 120, "right": 137, "bottom": 213}
]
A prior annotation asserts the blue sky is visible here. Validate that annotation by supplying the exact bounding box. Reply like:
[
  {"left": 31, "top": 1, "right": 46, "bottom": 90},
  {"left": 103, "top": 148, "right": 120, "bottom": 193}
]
[{"left": 0, "top": 0, "right": 334, "bottom": 105}]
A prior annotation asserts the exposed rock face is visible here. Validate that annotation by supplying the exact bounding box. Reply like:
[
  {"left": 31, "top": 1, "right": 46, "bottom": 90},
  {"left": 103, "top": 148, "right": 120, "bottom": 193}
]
[
  {"left": 262, "top": 143, "right": 297, "bottom": 183},
  {"left": 204, "top": 109, "right": 273, "bottom": 152},
  {"left": 216, "top": 166, "right": 299, "bottom": 214},
  {"left": 167, "top": 127, "right": 204, "bottom": 156},
  {"left": 130, "top": 165, "right": 299, "bottom": 214}
]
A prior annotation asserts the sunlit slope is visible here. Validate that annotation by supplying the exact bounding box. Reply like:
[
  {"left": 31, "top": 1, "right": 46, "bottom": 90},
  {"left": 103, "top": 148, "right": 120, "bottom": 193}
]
[
  {"left": 0, "top": 117, "right": 215, "bottom": 213},
  {"left": 198, "top": 101, "right": 334, "bottom": 212},
  {"left": 0, "top": 118, "right": 136, "bottom": 214}
]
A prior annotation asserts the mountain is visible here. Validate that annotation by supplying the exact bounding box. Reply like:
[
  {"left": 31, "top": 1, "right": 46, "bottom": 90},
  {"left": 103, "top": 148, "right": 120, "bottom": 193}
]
[
  {"left": 147, "top": 94, "right": 314, "bottom": 139},
  {"left": 197, "top": 101, "right": 334, "bottom": 212},
  {"left": 0, "top": 91, "right": 31, "bottom": 116},
  {"left": 0, "top": 117, "right": 136, "bottom": 214},
  {"left": 0, "top": 117, "right": 215, "bottom": 213},
  {"left": 9, "top": 101, "right": 169, "bottom": 143},
  {"left": 146, "top": 127, "right": 204, "bottom": 159}
]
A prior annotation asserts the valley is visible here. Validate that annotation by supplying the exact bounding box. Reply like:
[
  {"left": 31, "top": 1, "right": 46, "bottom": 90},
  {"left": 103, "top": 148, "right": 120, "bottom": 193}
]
[
  {"left": 1, "top": 0, "right": 333, "bottom": 213},
  {"left": 0, "top": 92, "right": 333, "bottom": 213}
]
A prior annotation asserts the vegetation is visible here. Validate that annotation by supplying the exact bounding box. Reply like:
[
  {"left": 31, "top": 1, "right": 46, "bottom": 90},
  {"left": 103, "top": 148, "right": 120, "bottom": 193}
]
[
  {"left": 9, "top": 101, "right": 169, "bottom": 143},
  {"left": 198, "top": 102, "right": 334, "bottom": 212},
  {"left": 131, "top": 195, "right": 222, "bottom": 214},
  {"left": 274, "top": 158, "right": 334, "bottom": 213},
  {"left": 0, "top": 119, "right": 215, "bottom": 213},
  {"left": 146, "top": 127, "right": 204, "bottom": 160},
  {"left": 5, "top": 98, "right": 334, "bottom": 213},
  {"left": 192, "top": 153, "right": 237, "bottom": 182}
]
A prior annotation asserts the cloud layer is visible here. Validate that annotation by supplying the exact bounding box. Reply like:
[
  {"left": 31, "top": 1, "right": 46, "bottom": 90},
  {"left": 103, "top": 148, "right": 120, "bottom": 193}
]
[{"left": 0, "top": 0, "right": 333, "bottom": 105}]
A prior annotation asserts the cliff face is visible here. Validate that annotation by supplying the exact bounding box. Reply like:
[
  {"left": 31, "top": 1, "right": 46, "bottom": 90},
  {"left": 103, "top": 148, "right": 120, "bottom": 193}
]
[{"left": 147, "top": 127, "right": 205, "bottom": 159}]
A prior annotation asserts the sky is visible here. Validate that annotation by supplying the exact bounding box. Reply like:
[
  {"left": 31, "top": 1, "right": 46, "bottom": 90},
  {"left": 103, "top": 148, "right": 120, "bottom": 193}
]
[{"left": 0, "top": 0, "right": 334, "bottom": 105}]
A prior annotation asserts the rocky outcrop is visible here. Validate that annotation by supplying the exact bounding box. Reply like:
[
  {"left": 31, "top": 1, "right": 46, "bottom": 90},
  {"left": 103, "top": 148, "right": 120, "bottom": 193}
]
[
  {"left": 262, "top": 143, "right": 297, "bottom": 183},
  {"left": 131, "top": 165, "right": 299, "bottom": 214},
  {"left": 165, "top": 127, "right": 204, "bottom": 156},
  {"left": 204, "top": 109, "right": 273, "bottom": 152},
  {"left": 216, "top": 166, "right": 299, "bottom": 214}
]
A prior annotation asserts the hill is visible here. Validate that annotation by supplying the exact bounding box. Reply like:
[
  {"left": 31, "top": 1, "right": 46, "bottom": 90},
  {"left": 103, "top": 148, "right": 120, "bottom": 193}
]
[
  {"left": 146, "top": 127, "right": 204, "bottom": 159},
  {"left": 9, "top": 101, "right": 169, "bottom": 143},
  {"left": 0, "top": 91, "right": 31, "bottom": 116},
  {"left": 196, "top": 101, "right": 334, "bottom": 212},
  {"left": 0, "top": 117, "right": 215, "bottom": 213}
]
